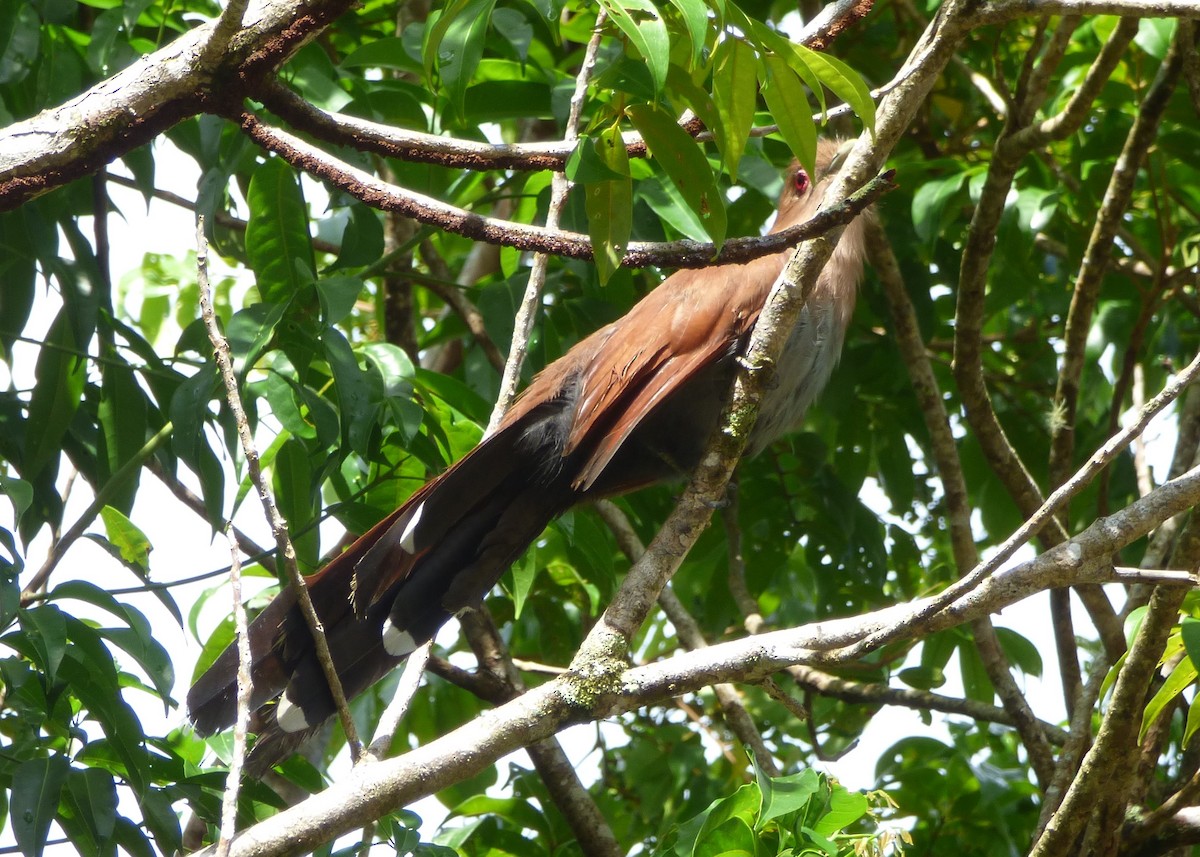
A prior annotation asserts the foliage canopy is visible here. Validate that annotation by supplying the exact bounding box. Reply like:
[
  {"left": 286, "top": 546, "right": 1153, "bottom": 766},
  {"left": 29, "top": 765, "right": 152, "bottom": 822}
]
[{"left": 1, "top": 0, "right": 1199, "bottom": 855}]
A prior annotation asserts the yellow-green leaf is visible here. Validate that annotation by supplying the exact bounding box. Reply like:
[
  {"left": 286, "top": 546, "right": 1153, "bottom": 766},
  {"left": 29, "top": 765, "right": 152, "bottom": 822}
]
[
  {"left": 626, "top": 103, "right": 726, "bottom": 248},
  {"left": 585, "top": 125, "right": 632, "bottom": 285},
  {"left": 712, "top": 36, "right": 757, "bottom": 182},
  {"left": 598, "top": 0, "right": 670, "bottom": 95},
  {"left": 1140, "top": 656, "right": 1198, "bottom": 743},
  {"left": 99, "top": 506, "right": 153, "bottom": 572},
  {"left": 759, "top": 55, "right": 817, "bottom": 176}
]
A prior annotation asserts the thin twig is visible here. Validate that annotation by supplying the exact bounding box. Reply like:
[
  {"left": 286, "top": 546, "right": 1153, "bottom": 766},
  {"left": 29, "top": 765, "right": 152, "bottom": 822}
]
[
  {"left": 21, "top": 423, "right": 173, "bottom": 600},
  {"left": 233, "top": 114, "right": 889, "bottom": 272},
  {"left": 195, "top": 215, "right": 363, "bottom": 763},
  {"left": 216, "top": 525, "right": 252, "bottom": 857},
  {"left": 832, "top": 348, "right": 1200, "bottom": 663},
  {"left": 486, "top": 11, "right": 606, "bottom": 430},
  {"left": 366, "top": 642, "right": 432, "bottom": 761}
]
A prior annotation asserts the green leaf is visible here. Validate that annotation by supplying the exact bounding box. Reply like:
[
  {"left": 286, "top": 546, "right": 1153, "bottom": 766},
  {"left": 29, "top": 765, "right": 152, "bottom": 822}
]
[
  {"left": 97, "top": 361, "right": 147, "bottom": 514},
  {"left": 341, "top": 37, "right": 421, "bottom": 73},
  {"left": 898, "top": 664, "right": 946, "bottom": 690},
  {"left": 626, "top": 103, "right": 726, "bottom": 247},
  {"left": 759, "top": 55, "right": 817, "bottom": 176},
  {"left": 431, "top": 0, "right": 496, "bottom": 120},
  {"left": 911, "top": 170, "right": 969, "bottom": 244},
  {"left": 62, "top": 768, "right": 118, "bottom": 853},
  {"left": 317, "top": 275, "right": 366, "bottom": 326},
  {"left": 694, "top": 817, "right": 755, "bottom": 857},
  {"left": 226, "top": 301, "right": 287, "bottom": 375},
  {"left": 996, "top": 627, "right": 1043, "bottom": 678},
  {"left": 693, "top": 783, "right": 760, "bottom": 855},
  {"left": 0, "top": 3, "right": 40, "bottom": 85},
  {"left": 11, "top": 755, "right": 70, "bottom": 857},
  {"left": 790, "top": 44, "right": 876, "bottom": 133},
  {"left": 1140, "top": 656, "right": 1198, "bottom": 742},
  {"left": 597, "top": 0, "right": 670, "bottom": 95},
  {"left": 959, "top": 636, "right": 993, "bottom": 703},
  {"left": 756, "top": 766, "right": 820, "bottom": 828},
  {"left": 492, "top": 8, "right": 533, "bottom": 62},
  {"left": 111, "top": 817, "right": 154, "bottom": 857},
  {"left": 25, "top": 311, "right": 87, "bottom": 477},
  {"left": 57, "top": 629, "right": 149, "bottom": 795},
  {"left": 331, "top": 204, "right": 385, "bottom": 270},
  {"left": 19, "top": 605, "right": 68, "bottom": 683},
  {"left": 273, "top": 437, "right": 319, "bottom": 571},
  {"left": 565, "top": 134, "right": 629, "bottom": 183},
  {"left": 663, "top": 0, "right": 708, "bottom": 65},
  {"left": 1184, "top": 693, "right": 1200, "bottom": 747},
  {"left": 1181, "top": 617, "right": 1200, "bottom": 667},
  {"left": 712, "top": 36, "right": 757, "bottom": 182},
  {"left": 98, "top": 506, "right": 152, "bottom": 572},
  {"left": 49, "top": 579, "right": 178, "bottom": 702},
  {"left": 812, "top": 784, "right": 869, "bottom": 836},
  {"left": 739, "top": 17, "right": 826, "bottom": 115},
  {"left": 584, "top": 125, "right": 633, "bottom": 286},
  {"left": 322, "top": 326, "right": 380, "bottom": 457},
  {"left": 0, "top": 473, "right": 33, "bottom": 522},
  {"left": 246, "top": 159, "right": 315, "bottom": 304},
  {"left": 509, "top": 551, "right": 538, "bottom": 619}
]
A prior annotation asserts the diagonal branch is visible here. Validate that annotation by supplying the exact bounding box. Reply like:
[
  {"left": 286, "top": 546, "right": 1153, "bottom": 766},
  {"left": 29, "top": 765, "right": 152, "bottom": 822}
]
[{"left": 230, "top": 113, "right": 887, "bottom": 270}]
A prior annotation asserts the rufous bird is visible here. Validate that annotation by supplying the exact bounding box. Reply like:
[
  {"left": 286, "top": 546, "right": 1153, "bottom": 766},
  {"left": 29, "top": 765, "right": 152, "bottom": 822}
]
[{"left": 188, "top": 137, "right": 870, "bottom": 771}]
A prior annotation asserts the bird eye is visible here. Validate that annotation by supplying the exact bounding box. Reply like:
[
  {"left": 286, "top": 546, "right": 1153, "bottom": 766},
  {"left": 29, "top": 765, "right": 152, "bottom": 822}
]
[{"left": 793, "top": 169, "right": 810, "bottom": 195}]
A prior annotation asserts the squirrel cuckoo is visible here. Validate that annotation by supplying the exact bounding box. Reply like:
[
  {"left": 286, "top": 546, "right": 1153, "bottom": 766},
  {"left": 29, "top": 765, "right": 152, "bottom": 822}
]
[{"left": 188, "top": 137, "right": 869, "bottom": 771}]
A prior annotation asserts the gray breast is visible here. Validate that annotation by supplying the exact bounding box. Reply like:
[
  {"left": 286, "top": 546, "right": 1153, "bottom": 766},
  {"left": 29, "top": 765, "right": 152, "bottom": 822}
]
[{"left": 745, "top": 301, "right": 846, "bottom": 456}]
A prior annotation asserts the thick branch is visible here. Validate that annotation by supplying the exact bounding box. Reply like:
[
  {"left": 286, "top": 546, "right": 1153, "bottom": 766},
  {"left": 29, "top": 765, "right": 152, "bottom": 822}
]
[{"left": 0, "top": 0, "right": 356, "bottom": 210}]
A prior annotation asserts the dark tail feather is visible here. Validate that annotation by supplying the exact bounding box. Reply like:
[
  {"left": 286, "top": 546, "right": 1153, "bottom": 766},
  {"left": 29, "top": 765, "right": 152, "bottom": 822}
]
[{"left": 186, "top": 417, "right": 574, "bottom": 770}]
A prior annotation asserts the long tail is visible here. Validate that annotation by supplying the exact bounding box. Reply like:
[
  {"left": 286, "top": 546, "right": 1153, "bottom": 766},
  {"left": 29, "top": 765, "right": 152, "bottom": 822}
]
[{"left": 186, "top": 417, "right": 574, "bottom": 772}]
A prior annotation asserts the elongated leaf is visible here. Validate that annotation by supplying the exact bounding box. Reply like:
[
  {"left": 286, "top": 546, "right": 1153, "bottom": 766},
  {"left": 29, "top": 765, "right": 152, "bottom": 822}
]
[
  {"left": 711, "top": 36, "right": 757, "bottom": 182},
  {"left": 626, "top": 103, "right": 726, "bottom": 247},
  {"left": 791, "top": 43, "right": 876, "bottom": 132},
  {"left": 740, "top": 16, "right": 826, "bottom": 114},
  {"left": 812, "top": 785, "right": 869, "bottom": 836},
  {"left": 12, "top": 756, "right": 69, "bottom": 857},
  {"left": 97, "top": 360, "right": 147, "bottom": 515},
  {"left": 755, "top": 766, "right": 819, "bottom": 828},
  {"left": 911, "top": 170, "right": 969, "bottom": 244},
  {"left": 20, "top": 605, "right": 67, "bottom": 683},
  {"left": 226, "top": 301, "right": 287, "bottom": 375},
  {"left": 1185, "top": 693, "right": 1200, "bottom": 747},
  {"left": 98, "top": 506, "right": 152, "bottom": 572},
  {"left": 1181, "top": 617, "right": 1200, "bottom": 667},
  {"left": 694, "top": 818, "right": 755, "bottom": 857},
  {"left": 58, "top": 626, "right": 149, "bottom": 795},
  {"left": 25, "top": 311, "right": 86, "bottom": 477},
  {"left": 597, "top": 0, "right": 670, "bottom": 95},
  {"left": 663, "top": 0, "right": 708, "bottom": 65},
  {"left": 1141, "top": 656, "right": 1198, "bottom": 742},
  {"left": 759, "top": 55, "right": 817, "bottom": 176},
  {"left": 245, "top": 159, "right": 315, "bottom": 304},
  {"left": 321, "top": 327, "right": 380, "bottom": 456},
  {"left": 584, "top": 124, "right": 632, "bottom": 285},
  {"left": 436, "top": 0, "right": 496, "bottom": 120},
  {"left": 62, "top": 768, "right": 118, "bottom": 852},
  {"left": 341, "top": 37, "right": 421, "bottom": 73},
  {"left": 273, "top": 437, "right": 319, "bottom": 571},
  {"left": 693, "top": 783, "right": 759, "bottom": 853},
  {"left": 49, "top": 579, "right": 177, "bottom": 701}
]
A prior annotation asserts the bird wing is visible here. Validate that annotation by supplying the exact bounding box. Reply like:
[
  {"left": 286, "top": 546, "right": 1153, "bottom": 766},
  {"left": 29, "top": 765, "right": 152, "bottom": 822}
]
[{"left": 564, "top": 255, "right": 782, "bottom": 491}]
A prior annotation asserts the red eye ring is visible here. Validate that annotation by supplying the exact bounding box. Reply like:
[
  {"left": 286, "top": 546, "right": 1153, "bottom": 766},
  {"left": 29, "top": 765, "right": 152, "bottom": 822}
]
[{"left": 793, "top": 169, "right": 810, "bottom": 194}]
